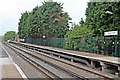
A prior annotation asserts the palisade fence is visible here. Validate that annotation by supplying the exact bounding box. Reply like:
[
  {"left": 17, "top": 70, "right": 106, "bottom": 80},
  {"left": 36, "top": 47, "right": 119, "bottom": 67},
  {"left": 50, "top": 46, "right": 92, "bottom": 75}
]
[{"left": 24, "top": 37, "right": 120, "bottom": 57}]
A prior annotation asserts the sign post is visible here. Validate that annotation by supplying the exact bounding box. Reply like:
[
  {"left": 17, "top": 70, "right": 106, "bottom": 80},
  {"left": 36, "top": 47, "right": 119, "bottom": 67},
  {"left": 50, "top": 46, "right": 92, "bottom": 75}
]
[
  {"left": 104, "top": 31, "right": 118, "bottom": 57},
  {"left": 104, "top": 31, "right": 118, "bottom": 36}
]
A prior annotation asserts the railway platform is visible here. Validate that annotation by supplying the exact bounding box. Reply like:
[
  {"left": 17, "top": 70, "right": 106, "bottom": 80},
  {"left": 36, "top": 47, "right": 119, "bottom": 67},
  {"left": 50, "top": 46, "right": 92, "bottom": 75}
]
[
  {"left": 19, "top": 42, "right": 119, "bottom": 64},
  {"left": 0, "top": 42, "right": 25, "bottom": 79},
  {"left": 30, "top": 43, "right": 119, "bottom": 64}
]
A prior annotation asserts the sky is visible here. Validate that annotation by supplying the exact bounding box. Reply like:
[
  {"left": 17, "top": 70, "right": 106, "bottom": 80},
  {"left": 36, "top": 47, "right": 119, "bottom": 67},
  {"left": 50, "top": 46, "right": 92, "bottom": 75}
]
[{"left": 0, "top": 0, "right": 89, "bottom": 35}]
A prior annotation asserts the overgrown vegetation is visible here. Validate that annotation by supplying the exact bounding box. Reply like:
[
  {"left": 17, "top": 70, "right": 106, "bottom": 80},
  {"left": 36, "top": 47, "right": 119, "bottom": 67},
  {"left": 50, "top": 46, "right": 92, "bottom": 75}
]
[
  {"left": 64, "top": 20, "right": 94, "bottom": 51},
  {"left": 85, "top": 2, "right": 120, "bottom": 36},
  {"left": 17, "top": 1, "right": 120, "bottom": 56},
  {"left": 63, "top": 1, "right": 120, "bottom": 54},
  {"left": 18, "top": 1, "right": 71, "bottom": 39},
  {"left": 4, "top": 31, "right": 16, "bottom": 41}
]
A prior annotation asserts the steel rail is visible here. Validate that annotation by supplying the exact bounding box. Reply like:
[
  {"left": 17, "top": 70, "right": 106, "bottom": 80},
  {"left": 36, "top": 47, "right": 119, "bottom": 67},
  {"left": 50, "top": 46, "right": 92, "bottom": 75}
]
[
  {"left": 11, "top": 42, "right": 115, "bottom": 80},
  {"left": 21, "top": 44, "right": 115, "bottom": 80},
  {"left": 5, "top": 43, "right": 61, "bottom": 80},
  {"left": 8, "top": 43, "right": 87, "bottom": 80},
  {"left": 8, "top": 42, "right": 117, "bottom": 79}
]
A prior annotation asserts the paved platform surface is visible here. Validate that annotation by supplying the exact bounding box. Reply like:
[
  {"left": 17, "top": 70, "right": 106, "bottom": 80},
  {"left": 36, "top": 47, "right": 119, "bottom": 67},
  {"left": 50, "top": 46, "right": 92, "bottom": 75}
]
[
  {"left": 0, "top": 42, "right": 22, "bottom": 79},
  {"left": 20, "top": 42, "right": 120, "bottom": 65},
  {"left": 0, "top": 64, "right": 22, "bottom": 78}
]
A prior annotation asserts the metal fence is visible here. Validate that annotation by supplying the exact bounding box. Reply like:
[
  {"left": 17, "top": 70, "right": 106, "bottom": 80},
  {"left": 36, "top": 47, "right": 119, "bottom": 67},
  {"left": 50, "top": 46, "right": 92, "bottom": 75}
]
[{"left": 24, "top": 37, "right": 120, "bottom": 57}]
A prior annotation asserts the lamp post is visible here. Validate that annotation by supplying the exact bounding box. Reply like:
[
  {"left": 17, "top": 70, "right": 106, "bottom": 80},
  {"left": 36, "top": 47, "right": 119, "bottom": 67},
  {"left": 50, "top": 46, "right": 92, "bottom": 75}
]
[
  {"left": 43, "top": 35, "right": 46, "bottom": 39},
  {"left": 105, "top": 11, "right": 113, "bottom": 14},
  {"left": 105, "top": 10, "right": 114, "bottom": 30}
]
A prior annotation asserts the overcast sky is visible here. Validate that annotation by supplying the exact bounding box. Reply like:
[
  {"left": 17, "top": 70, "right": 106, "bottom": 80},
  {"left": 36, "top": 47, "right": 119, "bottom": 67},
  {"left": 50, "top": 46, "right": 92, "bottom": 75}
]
[{"left": 0, "top": 0, "right": 89, "bottom": 35}]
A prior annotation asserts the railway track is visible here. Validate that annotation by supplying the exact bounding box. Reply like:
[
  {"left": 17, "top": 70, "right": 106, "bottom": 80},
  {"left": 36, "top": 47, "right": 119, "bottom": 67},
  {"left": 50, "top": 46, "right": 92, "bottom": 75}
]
[
  {"left": 4, "top": 42, "right": 118, "bottom": 80},
  {"left": 5, "top": 44, "right": 59, "bottom": 79},
  {"left": 5, "top": 43, "right": 87, "bottom": 80}
]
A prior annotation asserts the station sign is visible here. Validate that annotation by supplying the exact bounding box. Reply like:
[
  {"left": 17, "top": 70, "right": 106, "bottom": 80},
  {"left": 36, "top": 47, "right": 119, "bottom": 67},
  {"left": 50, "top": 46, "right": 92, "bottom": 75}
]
[{"left": 104, "top": 31, "right": 118, "bottom": 36}]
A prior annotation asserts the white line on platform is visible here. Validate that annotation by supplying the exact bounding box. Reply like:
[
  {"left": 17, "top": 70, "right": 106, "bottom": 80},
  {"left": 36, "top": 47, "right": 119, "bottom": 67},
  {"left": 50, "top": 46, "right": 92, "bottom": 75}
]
[
  {"left": 13, "top": 62, "right": 27, "bottom": 78},
  {"left": 0, "top": 43, "right": 27, "bottom": 79}
]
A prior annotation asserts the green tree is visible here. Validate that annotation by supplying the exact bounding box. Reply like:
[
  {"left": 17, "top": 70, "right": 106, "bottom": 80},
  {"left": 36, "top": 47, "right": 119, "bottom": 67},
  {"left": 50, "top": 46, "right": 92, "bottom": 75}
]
[
  {"left": 18, "top": 11, "right": 30, "bottom": 38},
  {"left": 65, "top": 23, "right": 93, "bottom": 50},
  {"left": 18, "top": 1, "right": 71, "bottom": 39},
  {"left": 65, "top": 24, "right": 93, "bottom": 38},
  {"left": 4, "top": 31, "right": 16, "bottom": 41},
  {"left": 85, "top": 2, "right": 120, "bottom": 37}
]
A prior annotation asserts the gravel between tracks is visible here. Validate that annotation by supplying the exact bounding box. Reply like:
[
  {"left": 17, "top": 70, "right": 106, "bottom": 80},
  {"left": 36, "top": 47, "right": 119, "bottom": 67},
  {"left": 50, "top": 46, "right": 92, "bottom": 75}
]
[
  {"left": 11, "top": 43, "right": 104, "bottom": 78},
  {"left": 24, "top": 47, "right": 102, "bottom": 78},
  {"left": 17, "top": 43, "right": 118, "bottom": 79},
  {"left": 9, "top": 43, "right": 83, "bottom": 79},
  {"left": 4, "top": 42, "right": 118, "bottom": 80},
  {"left": 2, "top": 43, "right": 48, "bottom": 78}
]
